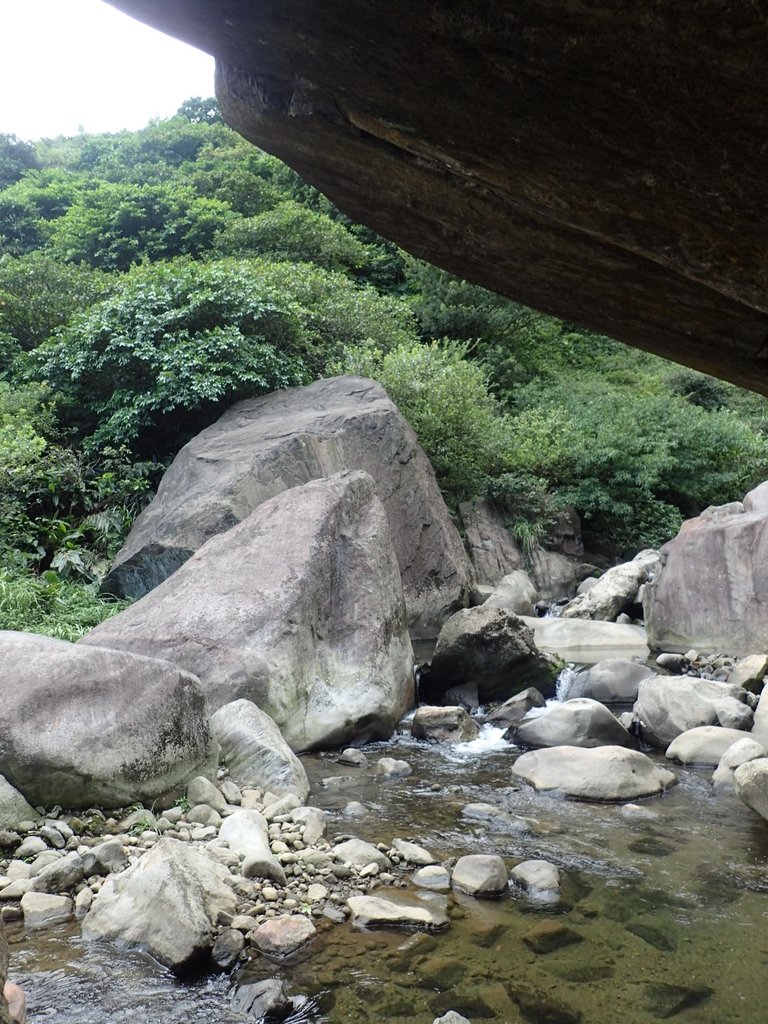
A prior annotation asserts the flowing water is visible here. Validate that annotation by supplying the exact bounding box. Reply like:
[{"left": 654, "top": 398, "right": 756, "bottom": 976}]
[{"left": 10, "top": 699, "right": 768, "bottom": 1023}]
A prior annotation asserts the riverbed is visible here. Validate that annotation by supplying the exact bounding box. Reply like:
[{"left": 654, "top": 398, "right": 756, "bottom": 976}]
[{"left": 10, "top": 709, "right": 768, "bottom": 1023}]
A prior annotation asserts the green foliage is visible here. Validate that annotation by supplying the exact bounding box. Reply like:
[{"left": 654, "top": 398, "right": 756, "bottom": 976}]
[
  {"left": 176, "top": 96, "right": 223, "bottom": 125},
  {"left": 214, "top": 200, "right": 374, "bottom": 272},
  {"left": 47, "top": 181, "right": 235, "bottom": 270},
  {"left": 506, "top": 379, "right": 768, "bottom": 552},
  {"left": 0, "top": 568, "right": 128, "bottom": 641},
  {"left": 341, "top": 339, "right": 513, "bottom": 503},
  {"left": 2, "top": 98, "right": 768, "bottom": 595},
  {"left": 0, "top": 252, "right": 112, "bottom": 350},
  {"left": 0, "top": 134, "right": 39, "bottom": 188},
  {"left": 34, "top": 258, "right": 310, "bottom": 455}
]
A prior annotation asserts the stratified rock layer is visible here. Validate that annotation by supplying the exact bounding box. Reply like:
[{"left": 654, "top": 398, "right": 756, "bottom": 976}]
[
  {"left": 107, "top": 1, "right": 768, "bottom": 394},
  {"left": 103, "top": 376, "right": 471, "bottom": 638}
]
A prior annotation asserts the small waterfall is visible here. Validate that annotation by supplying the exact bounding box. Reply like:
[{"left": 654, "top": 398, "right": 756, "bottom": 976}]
[{"left": 554, "top": 664, "right": 578, "bottom": 702}]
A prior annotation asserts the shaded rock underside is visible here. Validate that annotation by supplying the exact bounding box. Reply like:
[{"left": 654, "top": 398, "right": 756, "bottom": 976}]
[{"left": 106, "top": 1, "right": 768, "bottom": 392}]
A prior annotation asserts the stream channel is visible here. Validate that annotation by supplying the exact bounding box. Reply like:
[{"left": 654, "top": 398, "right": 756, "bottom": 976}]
[{"left": 8, "top": 666, "right": 768, "bottom": 1024}]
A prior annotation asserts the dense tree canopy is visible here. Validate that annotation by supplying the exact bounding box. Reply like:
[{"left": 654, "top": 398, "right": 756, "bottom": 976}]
[{"left": 1, "top": 97, "right": 767, "bottom": 634}]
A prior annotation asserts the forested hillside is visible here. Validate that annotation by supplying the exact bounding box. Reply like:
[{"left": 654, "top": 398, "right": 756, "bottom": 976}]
[{"left": 2, "top": 99, "right": 767, "bottom": 636}]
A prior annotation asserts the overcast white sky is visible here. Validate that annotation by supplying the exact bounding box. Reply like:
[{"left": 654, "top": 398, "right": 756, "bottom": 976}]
[{"left": 1, "top": 0, "right": 215, "bottom": 140}]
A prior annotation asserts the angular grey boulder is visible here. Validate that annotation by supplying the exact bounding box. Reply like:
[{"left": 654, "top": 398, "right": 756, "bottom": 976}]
[
  {"left": 83, "top": 472, "right": 415, "bottom": 751},
  {"left": 488, "top": 688, "right": 546, "bottom": 729},
  {"left": 81, "top": 837, "right": 236, "bottom": 972},
  {"left": 512, "top": 745, "right": 677, "bottom": 801},
  {"left": 567, "top": 659, "right": 653, "bottom": 703},
  {"left": 484, "top": 570, "right": 539, "bottom": 616},
  {"left": 102, "top": 376, "right": 472, "bottom": 637},
  {"left": 645, "top": 500, "right": 768, "bottom": 655},
  {"left": 451, "top": 854, "right": 508, "bottom": 896},
  {"left": 634, "top": 674, "right": 747, "bottom": 749},
  {"left": 411, "top": 706, "right": 480, "bottom": 744},
  {"left": 0, "top": 776, "right": 37, "bottom": 830},
  {"left": 211, "top": 700, "right": 309, "bottom": 801},
  {"left": 0, "top": 632, "right": 217, "bottom": 809},
  {"left": 513, "top": 698, "right": 633, "bottom": 749},
  {"left": 429, "top": 607, "right": 560, "bottom": 702},
  {"left": 560, "top": 553, "right": 655, "bottom": 621}
]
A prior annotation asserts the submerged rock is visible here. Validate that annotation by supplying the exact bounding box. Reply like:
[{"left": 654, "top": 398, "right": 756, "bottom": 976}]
[
  {"left": 251, "top": 915, "right": 317, "bottom": 957},
  {"left": 512, "top": 745, "right": 677, "bottom": 801},
  {"left": 346, "top": 892, "right": 449, "bottom": 932}
]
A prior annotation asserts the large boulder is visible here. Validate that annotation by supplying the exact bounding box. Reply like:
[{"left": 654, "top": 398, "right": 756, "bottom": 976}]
[
  {"left": 83, "top": 472, "right": 415, "bottom": 751},
  {"left": 560, "top": 553, "right": 655, "bottom": 621},
  {"left": 666, "top": 726, "right": 746, "bottom": 766},
  {"left": 0, "top": 632, "right": 217, "bottom": 809},
  {"left": 211, "top": 700, "right": 309, "bottom": 801},
  {"left": 484, "top": 571, "right": 539, "bottom": 616},
  {"left": 734, "top": 758, "right": 768, "bottom": 823},
  {"left": 634, "top": 674, "right": 747, "bottom": 749},
  {"left": 567, "top": 658, "right": 654, "bottom": 703},
  {"left": 458, "top": 498, "right": 525, "bottom": 586},
  {"left": 107, "top": 2, "right": 768, "bottom": 396},
  {"left": 711, "top": 737, "right": 766, "bottom": 791},
  {"left": 512, "top": 745, "right": 677, "bottom": 801},
  {"left": 429, "top": 607, "right": 560, "bottom": 702},
  {"left": 645, "top": 500, "right": 768, "bottom": 655},
  {"left": 520, "top": 616, "right": 649, "bottom": 665},
  {"left": 81, "top": 837, "right": 236, "bottom": 972},
  {"left": 513, "top": 698, "right": 634, "bottom": 749},
  {"left": 102, "top": 376, "right": 471, "bottom": 638}
]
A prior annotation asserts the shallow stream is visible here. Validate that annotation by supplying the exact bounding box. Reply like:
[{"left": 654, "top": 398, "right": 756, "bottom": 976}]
[{"left": 9, "top": 707, "right": 768, "bottom": 1023}]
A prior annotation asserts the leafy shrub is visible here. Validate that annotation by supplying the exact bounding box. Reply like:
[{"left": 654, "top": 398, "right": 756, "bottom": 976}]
[
  {"left": 48, "top": 181, "right": 235, "bottom": 270},
  {"left": 341, "top": 339, "right": 514, "bottom": 503},
  {"left": 0, "top": 252, "right": 112, "bottom": 350},
  {"left": 215, "top": 200, "right": 374, "bottom": 272},
  {"left": 33, "top": 257, "right": 415, "bottom": 457},
  {"left": 0, "top": 568, "right": 129, "bottom": 641}
]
